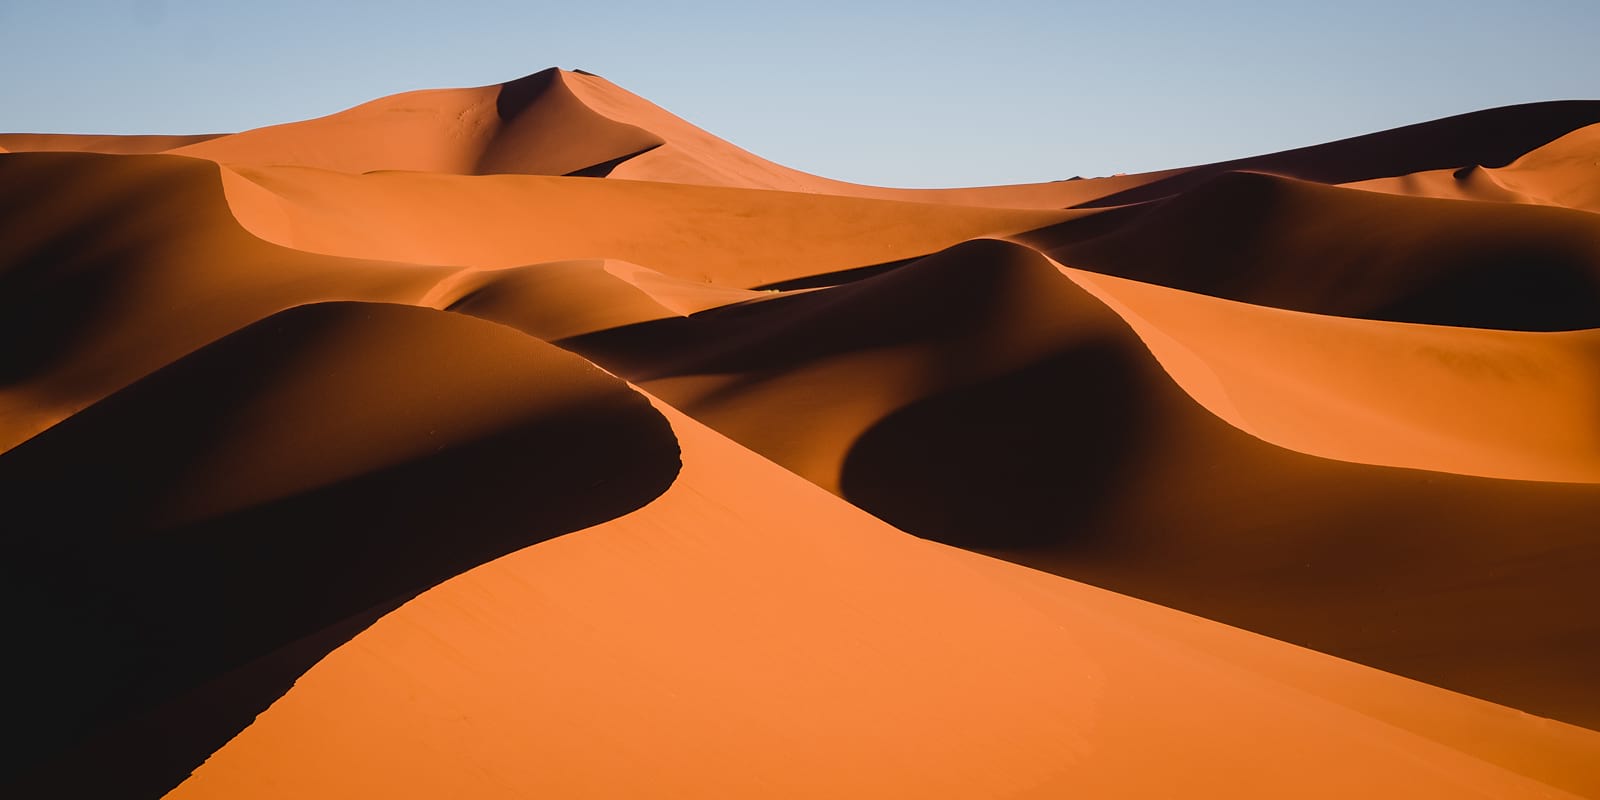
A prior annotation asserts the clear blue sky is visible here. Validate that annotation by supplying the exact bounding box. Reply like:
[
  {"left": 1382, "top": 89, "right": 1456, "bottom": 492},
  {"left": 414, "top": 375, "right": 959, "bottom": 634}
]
[{"left": 2, "top": 1, "right": 1595, "bottom": 187}]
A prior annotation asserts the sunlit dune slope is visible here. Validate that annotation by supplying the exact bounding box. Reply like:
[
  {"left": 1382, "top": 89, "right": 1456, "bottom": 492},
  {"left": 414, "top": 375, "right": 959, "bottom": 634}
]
[
  {"left": 559, "top": 238, "right": 1600, "bottom": 727},
  {"left": 1346, "top": 121, "right": 1600, "bottom": 213},
  {"left": 216, "top": 163, "right": 1079, "bottom": 285},
  {"left": 1067, "top": 267, "right": 1600, "bottom": 483},
  {"left": 166, "top": 68, "right": 663, "bottom": 176},
  {"left": 0, "top": 301, "right": 679, "bottom": 799},
  {"left": 164, "top": 399, "right": 1600, "bottom": 800},
  {"left": 421, "top": 258, "right": 768, "bottom": 341}
]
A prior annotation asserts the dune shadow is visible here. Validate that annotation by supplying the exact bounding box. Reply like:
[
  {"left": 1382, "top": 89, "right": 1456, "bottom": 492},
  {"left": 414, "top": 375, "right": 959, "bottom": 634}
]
[
  {"left": 839, "top": 341, "right": 1147, "bottom": 550},
  {"left": 495, "top": 67, "right": 562, "bottom": 121},
  {"left": 0, "top": 303, "right": 681, "bottom": 799},
  {"left": 0, "top": 153, "right": 201, "bottom": 386},
  {"left": 564, "top": 143, "right": 663, "bottom": 178},
  {"left": 1374, "top": 251, "right": 1600, "bottom": 330}
]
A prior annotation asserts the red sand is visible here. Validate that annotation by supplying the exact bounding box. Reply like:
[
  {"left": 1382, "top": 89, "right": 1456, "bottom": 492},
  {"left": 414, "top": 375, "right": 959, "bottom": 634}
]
[{"left": 3, "top": 69, "right": 1599, "bottom": 798}]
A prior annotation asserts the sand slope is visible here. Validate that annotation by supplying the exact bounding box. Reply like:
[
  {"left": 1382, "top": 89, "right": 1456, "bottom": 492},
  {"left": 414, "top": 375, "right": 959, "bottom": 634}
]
[
  {"left": 3, "top": 68, "right": 1599, "bottom": 798},
  {"left": 1018, "top": 171, "right": 1600, "bottom": 330},
  {"left": 1343, "top": 123, "right": 1600, "bottom": 213},
  {"left": 0, "top": 302, "right": 679, "bottom": 798},
  {"left": 560, "top": 239, "right": 1600, "bottom": 726},
  {"left": 166, "top": 68, "right": 664, "bottom": 177},
  {"left": 213, "top": 163, "right": 1080, "bottom": 285},
  {"left": 165, "top": 399, "right": 1600, "bottom": 799},
  {"left": 0, "top": 152, "right": 457, "bottom": 449}
]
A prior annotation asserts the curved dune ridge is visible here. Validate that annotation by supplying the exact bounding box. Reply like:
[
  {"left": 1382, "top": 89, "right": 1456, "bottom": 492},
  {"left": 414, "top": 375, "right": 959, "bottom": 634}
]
[
  {"left": 0, "top": 301, "right": 681, "bottom": 799},
  {"left": 3, "top": 68, "right": 1600, "bottom": 797}
]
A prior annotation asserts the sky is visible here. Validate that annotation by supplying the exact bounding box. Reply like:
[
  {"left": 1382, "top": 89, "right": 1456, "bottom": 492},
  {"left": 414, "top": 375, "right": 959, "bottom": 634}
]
[{"left": 1, "top": 0, "right": 1595, "bottom": 188}]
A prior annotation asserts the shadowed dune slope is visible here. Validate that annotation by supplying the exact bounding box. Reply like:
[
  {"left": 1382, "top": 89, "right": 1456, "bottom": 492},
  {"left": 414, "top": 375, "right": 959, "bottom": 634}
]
[
  {"left": 164, "top": 399, "right": 1600, "bottom": 800},
  {"left": 216, "top": 163, "right": 1080, "bottom": 285},
  {"left": 561, "top": 238, "right": 1600, "bottom": 727},
  {"left": 0, "top": 152, "right": 458, "bottom": 450},
  {"left": 0, "top": 301, "right": 680, "bottom": 800},
  {"left": 1018, "top": 170, "right": 1600, "bottom": 330}
]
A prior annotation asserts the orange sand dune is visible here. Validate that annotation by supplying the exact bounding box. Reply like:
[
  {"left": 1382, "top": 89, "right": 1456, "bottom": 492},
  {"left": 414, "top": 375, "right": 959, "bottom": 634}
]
[
  {"left": 0, "top": 302, "right": 679, "bottom": 799},
  {"left": 425, "top": 258, "right": 770, "bottom": 341},
  {"left": 9, "top": 71, "right": 1593, "bottom": 212},
  {"left": 6, "top": 68, "right": 1600, "bottom": 798},
  {"left": 0, "top": 152, "right": 454, "bottom": 449},
  {"left": 1346, "top": 122, "right": 1600, "bottom": 213},
  {"left": 485, "top": 72, "right": 1600, "bottom": 208},
  {"left": 1063, "top": 100, "right": 1600, "bottom": 208},
  {"left": 169, "top": 68, "right": 663, "bottom": 177},
  {"left": 216, "top": 163, "right": 1080, "bottom": 285},
  {"left": 1019, "top": 170, "right": 1600, "bottom": 330},
  {"left": 559, "top": 238, "right": 1600, "bottom": 726},
  {"left": 163, "top": 399, "right": 1600, "bottom": 799},
  {"left": 1067, "top": 266, "right": 1600, "bottom": 483},
  {"left": 1496, "top": 122, "right": 1600, "bottom": 212},
  {"left": 1342, "top": 162, "right": 1538, "bottom": 205}
]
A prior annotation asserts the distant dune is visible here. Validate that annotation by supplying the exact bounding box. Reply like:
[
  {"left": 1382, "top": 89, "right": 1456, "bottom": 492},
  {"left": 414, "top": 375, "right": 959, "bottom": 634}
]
[{"left": 3, "top": 68, "right": 1599, "bottom": 798}]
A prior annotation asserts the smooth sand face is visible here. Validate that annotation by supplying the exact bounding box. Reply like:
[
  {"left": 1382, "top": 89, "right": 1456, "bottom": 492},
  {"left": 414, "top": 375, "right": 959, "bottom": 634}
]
[
  {"left": 556, "top": 238, "right": 1600, "bottom": 727},
  {"left": 212, "top": 164, "right": 1084, "bottom": 285},
  {"left": 3, "top": 68, "right": 1600, "bottom": 798},
  {"left": 164, "top": 401, "right": 1600, "bottom": 800},
  {"left": 1343, "top": 122, "right": 1600, "bottom": 213}
]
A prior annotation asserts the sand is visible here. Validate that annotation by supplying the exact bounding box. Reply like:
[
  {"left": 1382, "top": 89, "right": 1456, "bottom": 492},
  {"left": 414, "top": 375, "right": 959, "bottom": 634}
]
[{"left": 3, "top": 68, "right": 1599, "bottom": 798}]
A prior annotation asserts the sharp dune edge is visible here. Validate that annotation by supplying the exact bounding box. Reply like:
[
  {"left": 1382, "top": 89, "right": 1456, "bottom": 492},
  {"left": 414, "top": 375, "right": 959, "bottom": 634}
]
[{"left": 3, "top": 67, "right": 1600, "bottom": 798}]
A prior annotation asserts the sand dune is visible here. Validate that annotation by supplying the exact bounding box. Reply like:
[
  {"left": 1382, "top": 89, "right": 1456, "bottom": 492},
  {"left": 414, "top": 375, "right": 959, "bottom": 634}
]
[
  {"left": 167, "top": 68, "right": 664, "bottom": 177},
  {"left": 1068, "top": 266, "right": 1600, "bottom": 483},
  {"left": 162, "top": 400, "right": 1600, "bottom": 799},
  {"left": 4, "top": 69, "right": 1600, "bottom": 797},
  {"left": 11, "top": 69, "right": 1594, "bottom": 210},
  {"left": 213, "top": 163, "right": 1080, "bottom": 285},
  {"left": 1061, "top": 100, "right": 1600, "bottom": 207},
  {"left": 0, "top": 302, "right": 678, "bottom": 798},
  {"left": 1346, "top": 122, "right": 1600, "bottom": 213},
  {"left": 1020, "top": 170, "right": 1600, "bottom": 330},
  {"left": 560, "top": 238, "right": 1600, "bottom": 726},
  {"left": 0, "top": 152, "right": 457, "bottom": 450}
]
